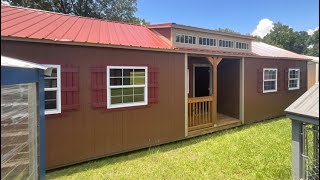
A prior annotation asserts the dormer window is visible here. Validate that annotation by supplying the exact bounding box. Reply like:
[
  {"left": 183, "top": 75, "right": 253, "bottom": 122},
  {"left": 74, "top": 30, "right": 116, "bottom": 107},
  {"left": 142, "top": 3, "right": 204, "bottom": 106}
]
[
  {"left": 199, "top": 37, "right": 216, "bottom": 46},
  {"left": 219, "top": 40, "right": 234, "bottom": 48},
  {"left": 236, "top": 42, "right": 249, "bottom": 50},
  {"left": 176, "top": 34, "right": 196, "bottom": 44}
]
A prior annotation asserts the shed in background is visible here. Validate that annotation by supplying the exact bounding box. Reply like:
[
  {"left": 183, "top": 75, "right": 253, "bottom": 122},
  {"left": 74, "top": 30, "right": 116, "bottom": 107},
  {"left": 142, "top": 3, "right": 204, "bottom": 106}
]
[
  {"left": 305, "top": 55, "right": 319, "bottom": 89},
  {"left": 286, "top": 83, "right": 319, "bottom": 180},
  {"left": 1, "top": 56, "right": 49, "bottom": 180}
]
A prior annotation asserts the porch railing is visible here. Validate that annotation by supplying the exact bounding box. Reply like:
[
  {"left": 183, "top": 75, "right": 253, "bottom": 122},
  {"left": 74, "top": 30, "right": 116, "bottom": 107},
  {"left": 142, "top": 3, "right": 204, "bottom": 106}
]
[{"left": 188, "top": 96, "right": 213, "bottom": 131}]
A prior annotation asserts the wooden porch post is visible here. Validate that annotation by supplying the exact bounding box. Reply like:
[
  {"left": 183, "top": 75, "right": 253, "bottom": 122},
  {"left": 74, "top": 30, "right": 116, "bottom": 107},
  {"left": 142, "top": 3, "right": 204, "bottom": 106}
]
[{"left": 207, "top": 57, "right": 222, "bottom": 127}]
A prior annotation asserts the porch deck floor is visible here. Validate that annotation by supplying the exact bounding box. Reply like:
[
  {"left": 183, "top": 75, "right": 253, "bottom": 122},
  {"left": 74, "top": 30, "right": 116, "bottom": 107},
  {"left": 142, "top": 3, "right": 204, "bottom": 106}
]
[
  {"left": 216, "top": 113, "right": 241, "bottom": 127},
  {"left": 187, "top": 113, "right": 242, "bottom": 138}
]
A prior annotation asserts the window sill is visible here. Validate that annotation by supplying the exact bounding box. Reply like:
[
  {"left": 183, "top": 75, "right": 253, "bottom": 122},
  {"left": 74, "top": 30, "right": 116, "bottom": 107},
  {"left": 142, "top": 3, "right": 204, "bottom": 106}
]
[
  {"left": 288, "top": 88, "right": 300, "bottom": 91},
  {"left": 263, "top": 90, "right": 277, "bottom": 94},
  {"left": 107, "top": 102, "right": 148, "bottom": 110},
  {"left": 104, "top": 104, "right": 150, "bottom": 112},
  {"left": 45, "top": 109, "right": 61, "bottom": 115}
]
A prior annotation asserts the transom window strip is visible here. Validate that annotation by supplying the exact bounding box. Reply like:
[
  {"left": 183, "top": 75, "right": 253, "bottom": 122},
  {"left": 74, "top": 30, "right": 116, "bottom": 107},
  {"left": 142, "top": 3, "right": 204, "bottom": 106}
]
[
  {"left": 176, "top": 34, "right": 250, "bottom": 50},
  {"left": 108, "top": 67, "right": 147, "bottom": 108}
]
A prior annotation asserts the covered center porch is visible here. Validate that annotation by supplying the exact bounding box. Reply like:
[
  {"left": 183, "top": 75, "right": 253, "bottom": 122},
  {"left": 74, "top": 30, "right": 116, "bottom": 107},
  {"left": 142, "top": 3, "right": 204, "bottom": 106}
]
[{"left": 185, "top": 55, "right": 244, "bottom": 137}]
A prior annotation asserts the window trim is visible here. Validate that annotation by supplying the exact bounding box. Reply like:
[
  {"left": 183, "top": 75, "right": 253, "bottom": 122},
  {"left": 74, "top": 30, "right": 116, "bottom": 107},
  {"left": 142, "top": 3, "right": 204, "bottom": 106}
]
[
  {"left": 106, "top": 66, "right": 148, "bottom": 109},
  {"left": 176, "top": 34, "right": 197, "bottom": 45},
  {"left": 235, "top": 42, "right": 249, "bottom": 50},
  {"left": 263, "top": 68, "right": 278, "bottom": 93},
  {"left": 288, "top": 68, "right": 300, "bottom": 90},
  {"left": 218, "top": 39, "right": 234, "bottom": 48},
  {"left": 43, "top": 64, "right": 61, "bottom": 115},
  {"left": 199, "top": 37, "right": 216, "bottom": 47}
]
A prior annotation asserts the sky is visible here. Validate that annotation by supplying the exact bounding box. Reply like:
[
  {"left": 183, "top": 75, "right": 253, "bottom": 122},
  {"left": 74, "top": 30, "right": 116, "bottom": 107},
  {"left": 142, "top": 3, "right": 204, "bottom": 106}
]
[{"left": 136, "top": 0, "right": 319, "bottom": 37}]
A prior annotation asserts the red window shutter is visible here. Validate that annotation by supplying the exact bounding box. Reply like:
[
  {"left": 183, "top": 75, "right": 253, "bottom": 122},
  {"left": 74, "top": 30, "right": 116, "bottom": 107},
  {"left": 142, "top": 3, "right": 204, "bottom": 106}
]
[
  {"left": 300, "top": 69, "right": 306, "bottom": 89},
  {"left": 148, "top": 66, "right": 160, "bottom": 104},
  {"left": 257, "top": 68, "right": 263, "bottom": 93},
  {"left": 277, "top": 70, "right": 282, "bottom": 91},
  {"left": 91, "top": 66, "right": 107, "bottom": 108},
  {"left": 284, "top": 69, "right": 289, "bottom": 90},
  {"left": 61, "top": 65, "right": 80, "bottom": 111}
]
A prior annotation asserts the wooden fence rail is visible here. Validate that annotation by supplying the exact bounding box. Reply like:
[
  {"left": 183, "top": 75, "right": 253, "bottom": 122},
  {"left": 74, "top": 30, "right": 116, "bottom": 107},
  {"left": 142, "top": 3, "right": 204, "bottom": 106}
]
[{"left": 188, "top": 96, "right": 213, "bottom": 131}]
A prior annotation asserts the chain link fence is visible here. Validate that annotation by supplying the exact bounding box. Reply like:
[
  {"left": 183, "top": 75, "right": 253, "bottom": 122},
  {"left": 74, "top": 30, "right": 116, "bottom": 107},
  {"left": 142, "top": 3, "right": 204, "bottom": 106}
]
[{"left": 302, "top": 124, "right": 319, "bottom": 180}]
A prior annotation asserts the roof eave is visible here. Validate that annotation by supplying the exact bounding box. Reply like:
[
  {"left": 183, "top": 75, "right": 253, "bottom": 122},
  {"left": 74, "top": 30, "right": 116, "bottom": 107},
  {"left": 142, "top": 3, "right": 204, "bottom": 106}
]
[
  {"left": 1, "top": 36, "right": 256, "bottom": 58},
  {"left": 286, "top": 112, "right": 319, "bottom": 125},
  {"left": 1, "top": 36, "right": 311, "bottom": 61}
]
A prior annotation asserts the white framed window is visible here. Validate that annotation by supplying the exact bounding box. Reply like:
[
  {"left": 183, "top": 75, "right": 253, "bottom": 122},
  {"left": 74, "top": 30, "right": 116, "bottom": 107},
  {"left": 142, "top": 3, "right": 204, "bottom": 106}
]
[
  {"left": 199, "top": 37, "right": 216, "bottom": 46},
  {"left": 107, "top": 66, "right": 148, "bottom": 109},
  {"left": 235, "top": 42, "right": 249, "bottom": 50},
  {"left": 219, "top": 39, "right": 234, "bottom": 48},
  {"left": 43, "top": 65, "right": 61, "bottom": 114},
  {"left": 263, "top": 68, "right": 277, "bottom": 93},
  {"left": 288, "top": 68, "right": 300, "bottom": 90},
  {"left": 176, "top": 34, "right": 196, "bottom": 44}
]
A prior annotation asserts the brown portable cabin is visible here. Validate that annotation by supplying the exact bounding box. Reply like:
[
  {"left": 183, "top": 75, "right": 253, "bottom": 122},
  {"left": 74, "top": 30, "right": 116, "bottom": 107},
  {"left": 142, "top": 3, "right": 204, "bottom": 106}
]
[{"left": 1, "top": 5, "right": 311, "bottom": 169}]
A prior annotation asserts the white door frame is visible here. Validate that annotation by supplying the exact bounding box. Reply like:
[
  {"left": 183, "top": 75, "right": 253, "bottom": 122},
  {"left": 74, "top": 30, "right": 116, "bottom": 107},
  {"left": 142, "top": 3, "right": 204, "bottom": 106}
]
[{"left": 192, "top": 64, "right": 212, "bottom": 97}]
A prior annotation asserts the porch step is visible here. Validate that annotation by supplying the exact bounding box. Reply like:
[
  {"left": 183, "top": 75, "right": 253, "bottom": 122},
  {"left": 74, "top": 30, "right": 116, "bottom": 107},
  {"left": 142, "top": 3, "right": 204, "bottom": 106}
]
[{"left": 187, "top": 121, "right": 241, "bottom": 138}]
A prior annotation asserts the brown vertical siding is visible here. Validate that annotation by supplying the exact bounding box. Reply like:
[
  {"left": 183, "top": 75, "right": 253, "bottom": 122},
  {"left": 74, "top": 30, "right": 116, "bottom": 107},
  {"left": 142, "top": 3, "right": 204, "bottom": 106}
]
[
  {"left": 152, "top": 28, "right": 172, "bottom": 41},
  {"left": 217, "top": 59, "right": 240, "bottom": 119},
  {"left": 243, "top": 57, "right": 307, "bottom": 123},
  {"left": 1, "top": 40, "right": 185, "bottom": 169}
]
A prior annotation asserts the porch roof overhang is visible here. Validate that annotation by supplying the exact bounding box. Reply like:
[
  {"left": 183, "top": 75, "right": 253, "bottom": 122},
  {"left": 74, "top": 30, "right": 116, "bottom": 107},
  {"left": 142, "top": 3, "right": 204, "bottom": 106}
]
[
  {"left": 175, "top": 47, "right": 256, "bottom": 58},
  {"left": 285, "top": 84, "right": 319, "bottom": 126}
]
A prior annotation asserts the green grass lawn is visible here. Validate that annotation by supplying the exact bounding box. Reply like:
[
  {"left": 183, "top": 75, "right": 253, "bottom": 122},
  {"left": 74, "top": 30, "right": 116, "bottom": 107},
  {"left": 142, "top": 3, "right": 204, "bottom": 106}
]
[{"left": 47, "top": 117, "right": 292, "bottom": 180}]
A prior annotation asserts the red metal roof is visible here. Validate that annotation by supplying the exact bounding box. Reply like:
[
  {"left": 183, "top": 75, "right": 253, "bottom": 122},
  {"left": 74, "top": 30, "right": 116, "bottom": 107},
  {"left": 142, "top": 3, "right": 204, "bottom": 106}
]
[
  {"left": 252, "top": 41, "right": 310, "bottom": 60},
  {"left": 0, "top": 5, "right": 311, "bottom": 61},
  {"left": 1, "top": 5, "right": 172, "bottom": 49}
]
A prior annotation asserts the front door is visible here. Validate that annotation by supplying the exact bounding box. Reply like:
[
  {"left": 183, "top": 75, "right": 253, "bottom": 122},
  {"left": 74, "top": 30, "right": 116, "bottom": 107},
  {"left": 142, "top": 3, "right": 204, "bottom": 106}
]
[{"left": 194, "top": 66, "right": 211, "bottom": 97}]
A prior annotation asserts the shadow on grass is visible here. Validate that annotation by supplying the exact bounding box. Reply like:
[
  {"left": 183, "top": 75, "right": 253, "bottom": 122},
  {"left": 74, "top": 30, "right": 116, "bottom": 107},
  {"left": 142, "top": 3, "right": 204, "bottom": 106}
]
[{"left": 47, "top": 116, "right": 287, "bottom": 178}]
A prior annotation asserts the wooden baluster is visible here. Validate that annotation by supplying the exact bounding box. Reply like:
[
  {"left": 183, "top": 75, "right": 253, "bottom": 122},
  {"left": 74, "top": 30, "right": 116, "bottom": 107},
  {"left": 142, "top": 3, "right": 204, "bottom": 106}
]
[
  {"left": 208, "top": 101, "right": 212, "bottom": 123},
  {"left": 199, "top": 102, "right": 201, "bottom": 125},
  {"left": 203, "top": 101, "right": 205, "bottom": 125},
  {"left": 205, "top": 101, "right": 207, "bottom": 124},
  {"left": 201, "top": 102, "right": 204, "bottom": 124},
  {"left": 188, "top": 103, "right": 191, "bottom": 128},
  {"left": 192, "top": 102, "right": 195, "bottom": 127},
  {"left": 190, "top": 102, "right": 192, "bottom": 127},
  {"left": 196, "top": 102, "right": 199, "bottom": 126}
]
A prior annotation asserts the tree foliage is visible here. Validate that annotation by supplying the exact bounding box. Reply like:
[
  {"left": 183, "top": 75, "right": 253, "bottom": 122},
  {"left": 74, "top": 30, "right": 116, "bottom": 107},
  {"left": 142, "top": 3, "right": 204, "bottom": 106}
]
[
  {"left": 216, "top": 28, "right": 240, "bottom": 34},
  {"left": 260, "top": 22, "right": 319, "bottom": 56},
  {"left": 306, "top": 29, "right": 319, "bottom": 56},
  {"left": 7, "top": 0, "right": 149, "bottom": 25}
]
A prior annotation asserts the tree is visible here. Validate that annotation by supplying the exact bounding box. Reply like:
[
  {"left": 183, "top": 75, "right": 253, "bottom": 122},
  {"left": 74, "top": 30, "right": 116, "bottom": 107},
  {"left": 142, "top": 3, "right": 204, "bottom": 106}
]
[
  {"left": 262, "top": 22, "right": 294, "bottom": 50},
  {"left": 7, "top": 0, "right": 149, "bottom": 25},
  {"left": 262, "top": 22, "right": 312, "bottom": 54},
  {"left": 306, "top": 29, "right": 319, "bottom": 56},
  {"left": 215, "top": 28, "right": 240, "bottom": 34},
  {"left": 292, "top": 31, "right": 310, "bottom": 54}
]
